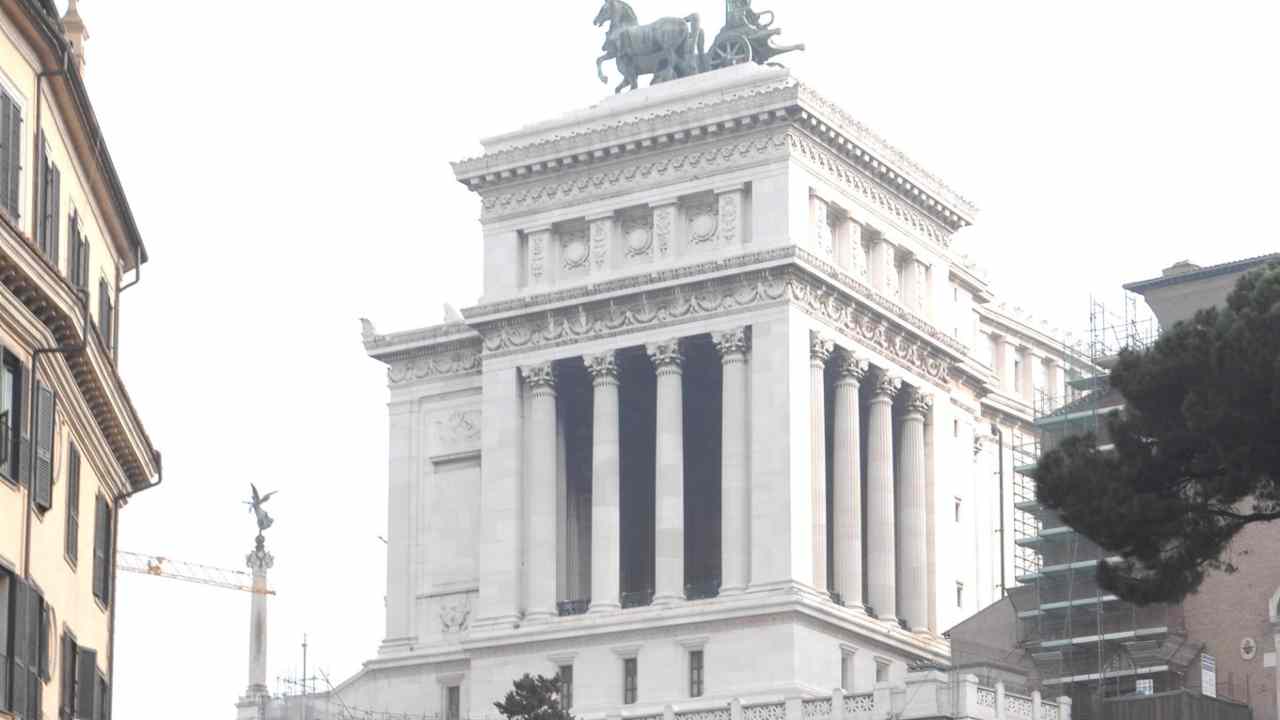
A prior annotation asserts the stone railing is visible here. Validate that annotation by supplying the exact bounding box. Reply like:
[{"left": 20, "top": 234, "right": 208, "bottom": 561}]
[{"left": 609, "top": 676, "right": 1067, "bottom": 720}]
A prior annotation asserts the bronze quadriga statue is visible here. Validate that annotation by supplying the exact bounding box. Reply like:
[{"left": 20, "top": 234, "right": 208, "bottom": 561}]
[{"left": 595, "top": 0, "right": 707, "bottom": 93}]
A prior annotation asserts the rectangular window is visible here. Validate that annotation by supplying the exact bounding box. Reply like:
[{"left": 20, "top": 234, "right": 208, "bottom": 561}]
[
  {"left": 954, "top": 498, "right": 962, "bottom": 523},
  {"left": 445, "top": 685, "right": 460, "bottom": 720},
  {"left": 0, "top": 90, "right": 21, "bottom": 220},
  {"left": 92, "top": 495, "right": 113, "bottom": 606},
  {"left": 0, "top": 353, "right": 21, "bottom": 482},
  {"left": 66, "top": 443, "right": 81, "bottom": 565},
  {"left": 557, "top": 665, "right": 573, "bottom": 710},
  {"left": 623, "top": 657, "right": 637, "bottom": 705},
  {"left": 67, "top": 213, "right": 89, "bottom": 294},
  {"left": 956, "top": 582, "right": 964, "bottom": 608},
  {"left": 689, "top": 650, "right": 704, "bottom": 698},
  {"left": 1013, "top": 358, "right": 1023, "bottom": 392},
  {"left": 840, "top": 652, "right": 851, "bottom": 691},
  {"left": 35, "top": 135, "right": 60, "bottom": 266},
  {"left": 875, "top": 660, "right": 890, "bottom": 684}
]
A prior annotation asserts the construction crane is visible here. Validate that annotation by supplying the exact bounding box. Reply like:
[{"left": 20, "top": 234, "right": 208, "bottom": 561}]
[{"left": 118, "top": 551, "right": 276, "bottom": 595}]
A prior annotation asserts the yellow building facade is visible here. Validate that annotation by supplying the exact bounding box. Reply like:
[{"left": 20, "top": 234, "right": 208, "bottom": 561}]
[{"left": 0, "top": 2, "right": 160, "bottom": 719}]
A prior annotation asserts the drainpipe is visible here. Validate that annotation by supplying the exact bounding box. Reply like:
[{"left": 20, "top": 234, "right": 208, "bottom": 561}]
[{"left": 991, "top": 422, "right": 1006, "bottom": 596}]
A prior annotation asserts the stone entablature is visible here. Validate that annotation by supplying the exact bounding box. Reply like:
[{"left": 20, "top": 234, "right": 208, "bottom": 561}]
[
  {"left": 453, "top": 65, "right": 974, "bottom": 233},
  {"left": 465, "top": 254, "right": 958, "bottom": 388}
]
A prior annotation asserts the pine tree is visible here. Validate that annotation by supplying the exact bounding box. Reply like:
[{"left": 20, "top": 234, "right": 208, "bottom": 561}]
[
  {"left": 494, "top": 674, "right": 573, "bottom": 720},
  {"left": 1034, "top": 261, "right": 1280, "bottom": 604}
]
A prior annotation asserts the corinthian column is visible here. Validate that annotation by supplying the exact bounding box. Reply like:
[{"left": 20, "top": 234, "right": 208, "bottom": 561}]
[
  {"left": 647, "top": 339, "right": 685, "bottom": 604},
  {"left": 832, "top": 351, "right": 868, "bottom": 609},
  {"left": 587, "top": 352, "right": 621, "bottom": 612},
  {"left": 523, "top": 363, "right": 558, "bottom": 621},
  {"left": 716, "top": 327, "right": 750, "bottom": 594},
  {"left": 810, "top": 332, "right": 833, "bottom": 592},
  {"left": 867, "top": 370, "right": 901, "bottom": 622},
  {"left": 898, "top": 387, "right": 932, "bottom": 632}
]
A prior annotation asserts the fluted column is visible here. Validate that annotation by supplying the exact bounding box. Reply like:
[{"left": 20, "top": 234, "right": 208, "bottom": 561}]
[
  {"left": 832, "top": 351, "right": 868, "bottom": 609},
  {"left": 867, "top": 370, "right": 901, "bottom": 622},
  {"left": 523, "top": 363, "right": 558, "bottom": 621},
  {"left": 648, "top": 340, "right": 685, "bottom": 604},
  {"left": 898, "top": 387, "right": 932, "bottom": 631},
  {"left": 810, "top": 332, "right": 833, "bottom": 592},
  {"left": 587, "top": 352, "right": 622, "bottom": 612},
  {"left": 716, "top": 327, "right": 750, "bottom": 593}
]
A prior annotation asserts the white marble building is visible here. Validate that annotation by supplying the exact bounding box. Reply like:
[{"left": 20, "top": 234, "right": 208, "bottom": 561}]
[{"left": 340, "top": 64, "right": 1090, "bottom": 718}]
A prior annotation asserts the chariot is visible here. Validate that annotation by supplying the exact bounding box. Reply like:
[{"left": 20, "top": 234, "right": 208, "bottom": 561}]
[{"left": 708, "top": 0, "right": 805, "bottom": 70}]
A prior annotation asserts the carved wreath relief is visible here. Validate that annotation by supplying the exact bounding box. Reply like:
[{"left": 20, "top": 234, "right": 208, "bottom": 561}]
[
  {"left": 621, "top": 208, "right": 654, "bottom": 259},
  {"left": 560, "top": 228, "right": 590, "bottom": 271},
  {"left": 686, "top": 199, "right": 719, "bottom": 245}
]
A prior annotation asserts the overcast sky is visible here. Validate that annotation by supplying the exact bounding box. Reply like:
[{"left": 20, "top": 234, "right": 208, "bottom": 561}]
[{"left": 70, "top": 2, "right": 1280, "bottom": 718}]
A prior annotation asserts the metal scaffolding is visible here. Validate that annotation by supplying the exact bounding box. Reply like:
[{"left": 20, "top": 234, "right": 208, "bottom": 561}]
[{"left": 1009, "top": 296, "right": 1198, "bottom": 719}]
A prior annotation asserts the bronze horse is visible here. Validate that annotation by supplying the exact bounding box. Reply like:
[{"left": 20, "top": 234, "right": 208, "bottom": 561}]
[{"left": 595, "top": 0, "right": 705, "bottom": 93}]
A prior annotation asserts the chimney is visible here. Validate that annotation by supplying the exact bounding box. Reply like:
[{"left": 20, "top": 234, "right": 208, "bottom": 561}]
[
  {"left": 1161, "top": 260, "right": 1201, "bottom": 278},
  {"left": 61, "top": 0, "right": 88, "bottom": 74}
]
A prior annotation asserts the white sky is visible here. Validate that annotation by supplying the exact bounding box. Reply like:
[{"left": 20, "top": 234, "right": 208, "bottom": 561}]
[{"left": 69, "top": 1, "right": 1280, "bottom": 718}]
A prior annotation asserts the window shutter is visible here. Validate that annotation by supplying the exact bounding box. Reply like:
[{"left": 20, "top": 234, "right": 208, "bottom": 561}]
[
  {"left": 49, "top": 165, "right": 60, "bottom": 266},
  {"left": 76, "top": 647, "right": 97, "bottom": 720},
  {"left": 62, "top": 633, "right": 78, "bottom": 717},
  {"left": 93, "top": 495, "right": 111, "bottom": 605},
  {"left": 67, "top": 443, "right": 80, "bottom": 564},
  {"left": 98, "top": 279, "right": 109, "bottom": 344},
  {"left": 34, "top": 382, "right": 54, "bottom": 512},
  {"left": 34, "top": 134, "right": 46, "bottom": 251},
  {"left": 12, "top": 578, "right": 30, "bottom": 715},
  {"left": 38, "top": 596, "right": 50, "bottom": 682},
  {"left": 7, "top": 101, "right": 20, "bottom": 219},
  {"left": 79, "top": 236, "right": 90, "bottom": 292},
  {"left": 0, "top": 93, "right": 10, "bottom": 216}
]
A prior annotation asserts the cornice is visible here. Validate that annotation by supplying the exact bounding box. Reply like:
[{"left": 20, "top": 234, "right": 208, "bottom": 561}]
[
  {"left": 0, "top": 220, "right": 157, "bottom": 489},
  {"left": 478, "top": 128, "right": 790, "bottom": 222},
  {"left": 454, "top": 68, "right": 975, "bottom": 233},
  {"left": 364, "top": 323, "right": 481, "bottom": 362}
]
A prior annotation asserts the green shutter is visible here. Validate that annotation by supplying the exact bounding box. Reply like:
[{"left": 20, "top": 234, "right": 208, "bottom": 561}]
[
  {"left": 93, "top": 495, "right": 112, "bottom": 605},
  {"left": 33, "top": 382, "right": 54, "bottom": 512},
  {"left": 7, "top": 100, "right": 20, "bottom": 219},
  {"left": 66, "top": 443, "right": 80, "bottom": 564},
  {"left": 0, "top": 93, "right": 10, "bottom": 216},
  {"left": 61, "top": 632, "right": 77, "bottom": 716},
  {"left": 12, "top": 577, "right": 29, "bottom": 715},
  {"left": 76, "top": 647, "right": 97, "bottom": 720},
  {"left": 49, "top": 165, "right": 60, "bottom": 267},
  {"left": 38, "top": 597, "right": 49, "bottom": 682}
]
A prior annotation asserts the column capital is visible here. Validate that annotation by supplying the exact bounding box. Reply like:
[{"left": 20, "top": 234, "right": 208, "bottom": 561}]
[
  {"left": 904, "top": 388, "right": 934, "bottom": 417},
  {"left": 646, "top": 339, "right": 685, "bottom": 370},
  {"left": 585, "top": 351, "right": 620, "bottom": 383},
  {"left": 810, "top": 331, "right": 834, "bottom": 365},
  {"left": 834, "top": 350, "right": 870, "bottom": 383},
  {"left": 521, "top": 362, "right": 557, "bottom": 390},
  {"left": 870, "top": 370, "right": 902, "bottom": 400},
  {"left": 714, "top": 326, "right": 750, "bottom": 358}
]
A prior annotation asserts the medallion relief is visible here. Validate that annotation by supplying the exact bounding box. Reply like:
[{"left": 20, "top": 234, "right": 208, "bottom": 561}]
[
  {"left": 560, "top": 229, "right": 590, "bottom": 271},
  {"left": 621, "top": 208, "right": 654, "bottom": 259},
  {"left": 686, "top": 200, "right": 719, "bottom": 245}
]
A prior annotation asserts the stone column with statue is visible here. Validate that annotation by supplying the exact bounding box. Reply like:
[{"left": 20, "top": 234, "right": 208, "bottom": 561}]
[{"left": 237, "top": 484, "right": 277, "bottom": 719}]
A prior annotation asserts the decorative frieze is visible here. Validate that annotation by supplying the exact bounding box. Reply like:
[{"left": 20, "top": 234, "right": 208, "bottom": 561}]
[
  {"left": 475, "top": 266, "right": 953, "bottom": 386},
  {"left": 387, "top": 344, "right": 482, "bottom": 386},
  {"left": 481, "top": 132, "right": 790, "bottom": 221},
  {"left": 527, "top": 228, "right": 551, "bottom": 285}
]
